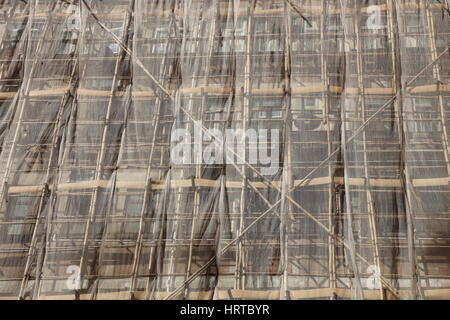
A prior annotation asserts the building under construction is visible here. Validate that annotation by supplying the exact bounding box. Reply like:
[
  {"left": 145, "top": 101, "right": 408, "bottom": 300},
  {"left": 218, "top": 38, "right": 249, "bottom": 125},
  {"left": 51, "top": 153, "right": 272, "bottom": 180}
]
[{"left": 0, "top": 0, "right": 449, "bottom": 300}]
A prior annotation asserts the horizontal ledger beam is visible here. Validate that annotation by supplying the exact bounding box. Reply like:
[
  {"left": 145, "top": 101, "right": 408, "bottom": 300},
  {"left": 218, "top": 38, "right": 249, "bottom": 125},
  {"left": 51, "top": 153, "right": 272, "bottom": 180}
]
[
  {"left": 2, "top": 288, "right": 447, "bottom": 300},
  {"left": 2, "top": 83, "right": 450, "bottom": 100},
  {"left": 6, "top": 176, "right": 450, "bottom": 194}
]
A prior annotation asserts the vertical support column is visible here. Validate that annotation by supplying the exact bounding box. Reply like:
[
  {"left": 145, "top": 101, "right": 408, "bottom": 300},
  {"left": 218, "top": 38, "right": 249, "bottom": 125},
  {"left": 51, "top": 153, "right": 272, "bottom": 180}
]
[
  {"left": 320, "top": 1, "right": 337, "bottom": 299},
  {"left": 280, "top": 0, "right": 292, "bottom": 301},
  {"left": 338, "top": 0, "right": 364, "bottom": 299},
  {"left": 235, "top": 0, "right": 256, "bottom": 291},
  {"left": 354, "top": 2, "right": 385, "bottom": 300}
]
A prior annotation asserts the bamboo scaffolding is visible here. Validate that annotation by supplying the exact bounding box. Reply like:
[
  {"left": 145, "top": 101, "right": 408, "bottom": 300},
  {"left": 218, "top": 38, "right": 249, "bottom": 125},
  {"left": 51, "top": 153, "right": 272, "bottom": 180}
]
[{"left": 0, "top": 0, "right": 449, "bottom": 300}]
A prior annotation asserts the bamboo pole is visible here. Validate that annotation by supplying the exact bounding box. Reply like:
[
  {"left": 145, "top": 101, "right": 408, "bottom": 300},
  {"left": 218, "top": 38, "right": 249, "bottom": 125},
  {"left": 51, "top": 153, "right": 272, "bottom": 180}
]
[
  {"left": 338, "top": 0, "right": 364, "bottom": 299},
  {"left": 279, "top": 0, "right": 293, "bottom": 300},
  {"left": 354, "top": 0, "right": 385, "bottom": 300},
  {"left": 319, "top": 0, "right": 338, "bottom": 299},
  {"left": 235, "top": 1, "right": 256, "bottom": 291}
]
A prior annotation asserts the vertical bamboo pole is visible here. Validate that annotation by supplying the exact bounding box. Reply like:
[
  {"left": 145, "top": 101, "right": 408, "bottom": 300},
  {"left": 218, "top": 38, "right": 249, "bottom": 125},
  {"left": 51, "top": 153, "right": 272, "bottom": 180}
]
[
  {"left": 338, "top": 0, "right": 364, "bottom": 299},
  {"left": 320, "top": 0, "right": 337, "bottom": 299},
  {"left": 234, "top": 0, "right": 256, "bottom": 291},
  {"left": 280, "top": 0, "right": 292, "bottom": 300},
  {"left": 354, "top": 1, "right": 385, "bottom": 300},
  {"left": 235, "top": 0, "right": 257, "bottom": 289}
]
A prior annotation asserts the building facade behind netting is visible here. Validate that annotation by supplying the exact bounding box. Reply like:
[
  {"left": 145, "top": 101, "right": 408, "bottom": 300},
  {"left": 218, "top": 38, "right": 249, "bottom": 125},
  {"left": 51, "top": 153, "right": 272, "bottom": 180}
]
[{"left": 0, "top": 0, "right": 449, "bottom": 300}]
